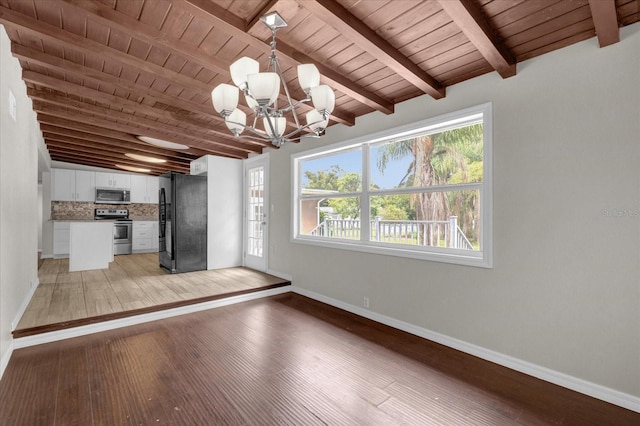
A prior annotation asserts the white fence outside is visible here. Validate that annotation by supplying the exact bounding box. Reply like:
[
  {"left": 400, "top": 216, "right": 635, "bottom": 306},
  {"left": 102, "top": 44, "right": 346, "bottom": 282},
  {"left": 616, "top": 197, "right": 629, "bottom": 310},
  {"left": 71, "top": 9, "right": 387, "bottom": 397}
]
[{"left": 310, "top": 216, "right": 474, "bottom": 250}]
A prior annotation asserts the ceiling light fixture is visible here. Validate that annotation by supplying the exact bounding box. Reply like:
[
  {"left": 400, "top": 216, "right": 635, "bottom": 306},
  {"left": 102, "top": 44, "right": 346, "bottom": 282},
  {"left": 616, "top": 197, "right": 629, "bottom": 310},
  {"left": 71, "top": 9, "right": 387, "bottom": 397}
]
[
  {"left": 125, "top": 153, "right": 167, "bottom": 163},
  {"left": 211, "top": 11, "right": 335, "bottom": 148},
  {"left": 136, "top": 135, "right": 189, "bottom": 150},
  {"left": 116, "top": 164, "right": 151, "bottom": 173}
]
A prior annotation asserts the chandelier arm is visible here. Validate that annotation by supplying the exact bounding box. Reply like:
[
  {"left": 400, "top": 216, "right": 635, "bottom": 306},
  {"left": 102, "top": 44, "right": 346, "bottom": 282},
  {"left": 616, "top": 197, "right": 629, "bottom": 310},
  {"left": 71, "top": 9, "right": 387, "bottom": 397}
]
[
  {"left": 225, "top": 120, "right": 270, "bottom": 140},
  {"left": 282, "top": 119, "right": 326, "bottom": 139},
  {"left": 234, "top": 134, "right": 283, "bottom": 143},
  {"left": 276, "top": 98, "right": 312, "bottom": 114}
]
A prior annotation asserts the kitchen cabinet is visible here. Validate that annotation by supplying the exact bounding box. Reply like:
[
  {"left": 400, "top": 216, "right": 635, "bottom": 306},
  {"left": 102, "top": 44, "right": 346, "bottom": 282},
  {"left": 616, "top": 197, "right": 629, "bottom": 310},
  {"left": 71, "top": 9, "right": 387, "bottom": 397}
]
[
  {"left": 132, "top": 221, "right": 158, "bottom": 253},
  {"left": 69, "top": 222, "right": 114, "bottom": 271},
  {"left": 51, "top": 169, "right": 95, "bottom": 202},
  {"left": 151, "top": 222, "right": 159, "bottom": 250},
  {"left": 96, "top": 172, "right": 131, "bottom": 189},
  {"left": 130, "top": 175, "right": 159, "bottom": 204},
  {"left": 53, "top": 221, "right": 70, "bottom": 258},
  {"left": 51, "top": 169, "right": 75, "bottom": 201},
  {"left": 74, "top": 170, "right": 96, "bottom": 201}
]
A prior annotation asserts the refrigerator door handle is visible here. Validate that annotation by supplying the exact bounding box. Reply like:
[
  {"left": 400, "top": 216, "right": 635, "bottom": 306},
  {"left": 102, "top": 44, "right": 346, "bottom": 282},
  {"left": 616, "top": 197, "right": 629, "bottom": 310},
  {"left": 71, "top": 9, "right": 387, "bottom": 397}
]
[{"left": 159, "top": 188, "right": 166, "bottom": 238}]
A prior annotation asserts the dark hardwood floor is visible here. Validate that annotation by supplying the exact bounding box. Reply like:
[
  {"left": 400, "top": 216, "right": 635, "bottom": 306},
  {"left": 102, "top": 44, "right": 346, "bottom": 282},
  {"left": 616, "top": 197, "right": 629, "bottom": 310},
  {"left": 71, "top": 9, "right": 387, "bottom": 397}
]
[{"left": 1, "top": 293, "right": 637, "bottom": 425}]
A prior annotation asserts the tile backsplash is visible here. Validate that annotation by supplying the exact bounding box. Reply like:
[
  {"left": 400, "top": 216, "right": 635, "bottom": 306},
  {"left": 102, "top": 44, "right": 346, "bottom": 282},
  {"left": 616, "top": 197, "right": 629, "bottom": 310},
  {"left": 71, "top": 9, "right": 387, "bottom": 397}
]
[{"left": 51, "top": 201, "right": 158, "bottom": 220}]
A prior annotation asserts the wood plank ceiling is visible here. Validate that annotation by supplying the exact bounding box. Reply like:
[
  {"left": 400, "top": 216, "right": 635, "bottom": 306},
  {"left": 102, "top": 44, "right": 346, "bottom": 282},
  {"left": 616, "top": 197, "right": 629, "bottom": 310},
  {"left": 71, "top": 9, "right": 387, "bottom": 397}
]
[{"left": 0, "top": 0, "right": 638, "bottom": 175}]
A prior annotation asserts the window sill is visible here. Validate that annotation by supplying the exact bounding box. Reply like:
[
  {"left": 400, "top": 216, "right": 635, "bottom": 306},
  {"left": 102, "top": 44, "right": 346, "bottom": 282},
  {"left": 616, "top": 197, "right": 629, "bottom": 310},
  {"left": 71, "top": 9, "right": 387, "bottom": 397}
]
[{"left": 292, "top": 236, "right": 492, "bottom": 269}]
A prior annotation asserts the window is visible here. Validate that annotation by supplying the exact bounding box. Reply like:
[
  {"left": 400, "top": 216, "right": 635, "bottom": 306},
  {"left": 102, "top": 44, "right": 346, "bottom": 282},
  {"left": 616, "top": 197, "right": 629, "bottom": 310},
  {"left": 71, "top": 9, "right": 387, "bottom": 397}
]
[{"left": 292, "top": 103, "right": 492, "bottom": 268}]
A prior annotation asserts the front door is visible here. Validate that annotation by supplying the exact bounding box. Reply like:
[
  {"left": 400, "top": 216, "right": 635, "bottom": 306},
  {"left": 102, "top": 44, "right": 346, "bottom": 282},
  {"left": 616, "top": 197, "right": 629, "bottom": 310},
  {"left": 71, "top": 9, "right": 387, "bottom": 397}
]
[{"left": 244, "top": 154, "right": 269, "bottom": 271}]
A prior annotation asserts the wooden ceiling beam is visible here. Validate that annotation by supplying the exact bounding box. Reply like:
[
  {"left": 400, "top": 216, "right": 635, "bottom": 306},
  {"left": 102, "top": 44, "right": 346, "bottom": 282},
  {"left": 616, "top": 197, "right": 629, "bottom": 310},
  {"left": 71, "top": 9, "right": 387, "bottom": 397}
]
[
  {"left": 56, "top": 0, "right": 232, "bottom": 72},
  {"left": 273, "top": 41, "right": 394, "bottom": 115},
  {"left": 40, "top": 125, "right": 199, "bottom": 161},
  {"left": 437, "top": 0, "right": 516, "bottom": 78},
  {"left": 32, "top": 95, "right": 254, "bottom": 158},
  {"left": 23, "top": 74, "right": 265, "bottom": 152},
  {"left": 296, "top": 0, "right": 445, "bottom": 99},
  {"left": 0, "top": 5, "right": 212, "bottom": 98},
  {"left": 11, "top": 42, "right": 221, "bottom": 120},
  {"left": 60, "top": 0, "right": 359, "bottom": 126},
  {"left": 46, "top": 148, "right": 185, "bottom": 174},
  {"left": 588, "top": 0, "right": 620, "bottom": 47},
  {"left": 37, "top": 115, "right": 170, "bottom": 146},
  {"left": 24, "top": 79, "right": 261, "bottom": 157},
  {"left": 33, "top": 106, "right": 245, "bottom": 159},
  {"left": 43, "top": 134, "right": 191, "bottom": 169},
  {"left": 45, "top": 143, "right": 187, "bottom": 174},
  {"left": 48, "top": 154, "right": 164, "bottom": 175},
  {"left": 242, "top": 0, "right": 394, "bottom": 114},
  {"left": 46, "top": 146, "right": 188, "bottom": 174},
  {"left": 39, "top": 115, "right": 216, "bottom": 161},
  {"left": 179, "top": 0, "right": 361, "bottom": 123}
]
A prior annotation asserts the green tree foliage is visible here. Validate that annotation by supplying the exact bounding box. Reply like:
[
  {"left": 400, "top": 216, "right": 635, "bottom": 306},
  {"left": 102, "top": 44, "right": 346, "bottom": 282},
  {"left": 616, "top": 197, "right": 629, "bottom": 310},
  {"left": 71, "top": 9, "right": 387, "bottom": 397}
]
[
  {"left": 303, "top": 165, "right": 342, "bottom": 191},
  {"left": 304, "top": 123, "right": 483, "bottom": 246},
  {"left": 304, "top": 166, "right": 362, "bottom": 219},
  {"left": 376, "top": 123, "right": 483, "bottom": 244}
]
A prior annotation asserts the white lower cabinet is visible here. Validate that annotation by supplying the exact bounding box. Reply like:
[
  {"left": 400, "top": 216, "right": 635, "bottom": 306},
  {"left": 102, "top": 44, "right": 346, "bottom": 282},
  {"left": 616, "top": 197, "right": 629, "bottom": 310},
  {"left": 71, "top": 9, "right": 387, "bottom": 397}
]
[
  {"left": 133, "top": 221, "right": 158, "bottom": 253},
  {"left": 53, "top": 222, "right": 71, "bottom": 258}
]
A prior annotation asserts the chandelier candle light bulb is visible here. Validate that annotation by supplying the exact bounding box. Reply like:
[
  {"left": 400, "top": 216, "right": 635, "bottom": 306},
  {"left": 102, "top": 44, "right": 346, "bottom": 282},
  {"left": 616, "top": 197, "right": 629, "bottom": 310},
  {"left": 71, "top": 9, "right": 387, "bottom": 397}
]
[
  {"left": 247, "top": 73, "right": 281, "bottom": 106},
  {"left": 225, "top": 108, "right": 246, "bottom": 136},
  {"left": 210, "top": 11, "right": 335, "bottom": 147}
]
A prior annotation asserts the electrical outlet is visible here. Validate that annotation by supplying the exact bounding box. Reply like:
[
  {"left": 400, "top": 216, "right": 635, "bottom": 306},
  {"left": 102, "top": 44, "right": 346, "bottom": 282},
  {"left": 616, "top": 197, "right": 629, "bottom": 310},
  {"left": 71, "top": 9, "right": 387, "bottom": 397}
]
[{"left": 363, "top": 297, "right": 369, "bottom": 308}]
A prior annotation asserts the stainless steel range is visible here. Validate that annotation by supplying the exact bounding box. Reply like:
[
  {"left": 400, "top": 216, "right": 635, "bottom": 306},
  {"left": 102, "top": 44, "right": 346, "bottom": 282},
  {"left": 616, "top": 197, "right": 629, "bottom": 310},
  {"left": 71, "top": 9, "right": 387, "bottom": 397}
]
[{"left": 94, "top": 208, "right": 132, "bottom": 255}]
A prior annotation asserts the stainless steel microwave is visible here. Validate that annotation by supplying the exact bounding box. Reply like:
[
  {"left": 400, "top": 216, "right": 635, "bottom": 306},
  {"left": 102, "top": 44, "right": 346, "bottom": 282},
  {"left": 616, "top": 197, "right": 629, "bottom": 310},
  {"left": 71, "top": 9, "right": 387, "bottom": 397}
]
[{"left": 95, "top": 187, "right": 131, "bottom": 204}]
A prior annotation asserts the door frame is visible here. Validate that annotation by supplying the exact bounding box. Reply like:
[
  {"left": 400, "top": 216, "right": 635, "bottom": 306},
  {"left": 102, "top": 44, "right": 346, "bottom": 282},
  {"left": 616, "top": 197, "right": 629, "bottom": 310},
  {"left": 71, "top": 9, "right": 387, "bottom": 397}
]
[{"left": 243, "top": 153, "right": 269, "bottom": 272}]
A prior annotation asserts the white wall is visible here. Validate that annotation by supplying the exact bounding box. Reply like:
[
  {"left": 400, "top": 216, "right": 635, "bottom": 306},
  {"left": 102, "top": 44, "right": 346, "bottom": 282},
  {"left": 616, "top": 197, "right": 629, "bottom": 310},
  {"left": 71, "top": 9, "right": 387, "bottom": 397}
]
[
  {"left": 207, "top": 155, "right": 243, "bottom": 269},
  {"left": 269, "top": 23, "right": 640, "bottom": 405},
  {"left": 192, "top": 155, "right": 243, "bottom": 269},
  {"left": 0, "top": 25, "right": 43, "bottom": 376}
]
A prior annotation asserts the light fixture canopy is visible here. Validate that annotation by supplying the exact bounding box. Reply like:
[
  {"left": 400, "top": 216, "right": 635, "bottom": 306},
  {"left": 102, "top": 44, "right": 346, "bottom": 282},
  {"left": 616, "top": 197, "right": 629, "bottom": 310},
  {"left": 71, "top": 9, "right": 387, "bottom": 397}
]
[{"left": 211, "top": 11, "right": 334, "bottom": 147}]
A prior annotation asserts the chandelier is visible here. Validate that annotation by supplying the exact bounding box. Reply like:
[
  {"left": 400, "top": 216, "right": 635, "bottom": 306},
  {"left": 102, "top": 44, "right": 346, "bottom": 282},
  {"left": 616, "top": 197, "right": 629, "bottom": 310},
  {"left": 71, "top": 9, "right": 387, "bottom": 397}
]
[{"left": 211, "top": 12, "right": 335, "bottom": 148}]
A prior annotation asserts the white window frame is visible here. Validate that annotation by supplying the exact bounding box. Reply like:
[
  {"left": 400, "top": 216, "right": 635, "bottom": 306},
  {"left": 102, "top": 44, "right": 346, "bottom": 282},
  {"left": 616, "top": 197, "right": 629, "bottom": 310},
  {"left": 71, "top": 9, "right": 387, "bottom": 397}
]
[{"left": 291, "top": 103, "right": 493, "bottom": 268}]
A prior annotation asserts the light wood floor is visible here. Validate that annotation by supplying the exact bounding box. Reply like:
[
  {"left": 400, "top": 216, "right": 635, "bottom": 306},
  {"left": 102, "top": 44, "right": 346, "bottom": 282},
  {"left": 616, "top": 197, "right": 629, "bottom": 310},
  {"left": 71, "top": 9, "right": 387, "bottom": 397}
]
[{"left": 15, "top": 253, "right": 289, "bottom": 336}]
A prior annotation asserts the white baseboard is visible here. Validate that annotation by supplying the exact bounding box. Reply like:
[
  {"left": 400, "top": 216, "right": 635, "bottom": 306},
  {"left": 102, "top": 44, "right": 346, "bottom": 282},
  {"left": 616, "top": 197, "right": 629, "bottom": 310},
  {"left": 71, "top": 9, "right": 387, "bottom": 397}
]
[
  {"left": 13, "top": 286, "right": 291, "bottom": 349},
  {"left": 291, "top": 286, "right": 640, "bottom": 414},
  {"left": 0, "top": 341, "right": 14, "bottom": 382},
  {"left": 266, "top": 268, "right": 293, "bottom": 281},
  {"left": 11, "top": 278, "right": 39, "bottom": 331}
]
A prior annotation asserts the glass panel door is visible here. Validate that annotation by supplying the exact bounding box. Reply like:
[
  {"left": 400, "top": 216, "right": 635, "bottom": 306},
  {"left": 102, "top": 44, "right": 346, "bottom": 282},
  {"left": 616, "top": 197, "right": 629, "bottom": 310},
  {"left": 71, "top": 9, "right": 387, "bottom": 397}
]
[{"left": 244, "top": 155, "right": 269, "bottom": 271}]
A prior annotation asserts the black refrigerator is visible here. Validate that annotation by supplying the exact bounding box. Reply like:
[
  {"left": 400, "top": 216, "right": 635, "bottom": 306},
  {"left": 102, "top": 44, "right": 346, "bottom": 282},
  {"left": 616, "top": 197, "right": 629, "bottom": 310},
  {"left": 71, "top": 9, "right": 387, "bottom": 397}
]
[{"left": 159, "top": 172, "right": 207, "bottom": 273}]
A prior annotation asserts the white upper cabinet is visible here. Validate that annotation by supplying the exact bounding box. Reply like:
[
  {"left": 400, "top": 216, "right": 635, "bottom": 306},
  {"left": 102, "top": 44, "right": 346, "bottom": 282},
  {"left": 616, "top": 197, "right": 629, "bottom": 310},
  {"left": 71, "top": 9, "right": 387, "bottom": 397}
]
[
  {"left": 147, "top": 176, "right": 159, "bottom": 204},
  {"left": 130, "top": 175, "right": 147, "bottom": 203},
  {"left": 130, "top": 175, "right": 159, "bottom": 204},
  {"left": 52, "top": 169, "right": 96, "bottom": 202},
  {"left": 74, "top": 170, "right": 96, "bottom": 202},
  {"left": 96, "top": 172, "right": 131, "bottom": 189},
  {"left": 51, "top": 169, "right": 76, "bottom": 201}
]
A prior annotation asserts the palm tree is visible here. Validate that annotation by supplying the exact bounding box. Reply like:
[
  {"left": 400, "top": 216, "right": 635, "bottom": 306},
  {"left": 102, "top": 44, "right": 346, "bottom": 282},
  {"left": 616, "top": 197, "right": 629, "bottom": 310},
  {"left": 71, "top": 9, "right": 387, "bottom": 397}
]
[{"left": 376, "top": 124, "right": 483, "bottom": 246}]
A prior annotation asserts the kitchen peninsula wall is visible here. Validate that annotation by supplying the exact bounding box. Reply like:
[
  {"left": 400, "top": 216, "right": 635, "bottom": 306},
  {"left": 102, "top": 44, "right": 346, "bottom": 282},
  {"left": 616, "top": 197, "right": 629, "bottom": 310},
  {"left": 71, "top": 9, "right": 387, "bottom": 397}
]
[{"left": 51, "top": 201, "right": 158, "bottom": 221}]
